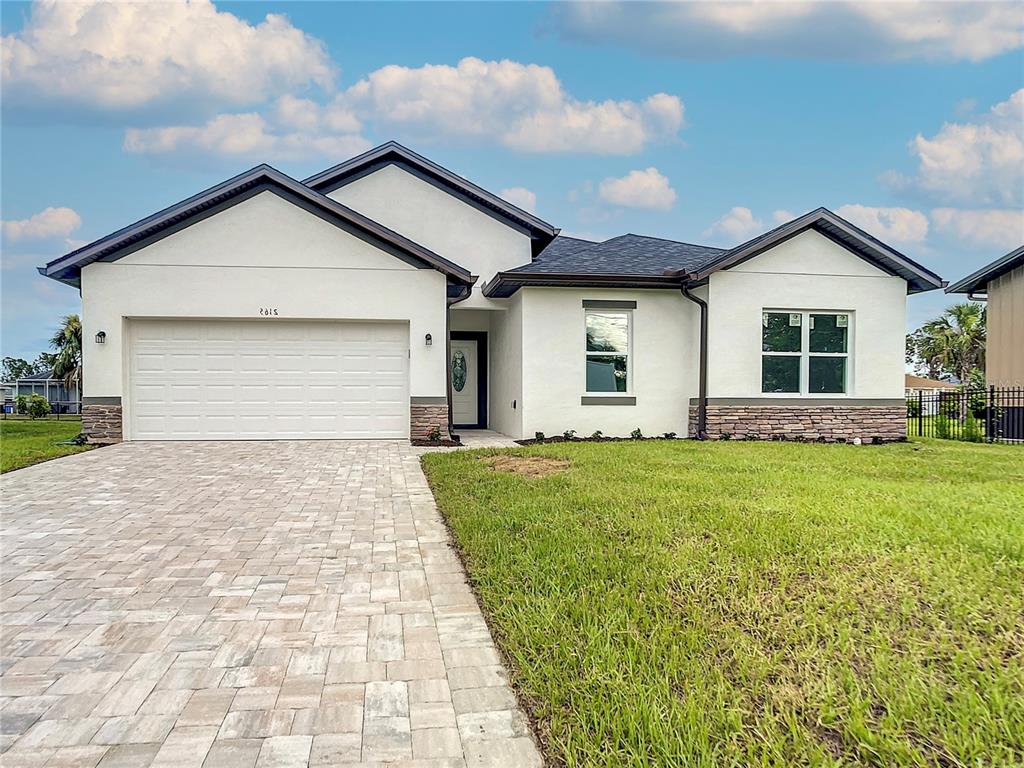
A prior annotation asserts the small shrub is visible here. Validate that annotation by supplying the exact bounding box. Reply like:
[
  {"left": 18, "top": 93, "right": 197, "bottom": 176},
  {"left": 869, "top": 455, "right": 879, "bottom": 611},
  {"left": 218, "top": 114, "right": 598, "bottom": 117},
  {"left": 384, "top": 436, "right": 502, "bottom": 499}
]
[
  {"left": 14, "top": 394, "right": 28, "bottom": 415},
  {"left": 590, "top": 430, "right": 603, "bottom": 439},
  {"left": 934, "top": 414, "right": 951, "bottom": 439},
  {"left": 427, "top": 425, "right": 442, "bottom": 442},
  {"left": 535, "top": 432, "right": 545, "bottom": 441},
  {"left": 906, "top": 399, "right": 921, "bottom": 418},
  {"left": 563, "top": 429, "right": 577, "bottom": 440},
  {"left": 630, "top": 427, "right": 643, "bottom": 440},
  {"left": 662, "top": 432, "right": 677, "bottom": 440},
  {"left": 23, "top": 393, "right": 51, "bottom": 420},
  {"left": 962, "top": 412, "right": 984, "bottom": 443}
]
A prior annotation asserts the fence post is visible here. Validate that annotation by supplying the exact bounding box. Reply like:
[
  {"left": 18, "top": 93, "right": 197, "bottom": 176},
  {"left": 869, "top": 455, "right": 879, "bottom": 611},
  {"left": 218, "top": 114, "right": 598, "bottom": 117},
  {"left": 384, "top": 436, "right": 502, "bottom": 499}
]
[
  {"left": 987, "top": 384, "right": 995, "bottom": 443},
  {"left": 917, "top": 391, "right": 923, "bottom": 437}
]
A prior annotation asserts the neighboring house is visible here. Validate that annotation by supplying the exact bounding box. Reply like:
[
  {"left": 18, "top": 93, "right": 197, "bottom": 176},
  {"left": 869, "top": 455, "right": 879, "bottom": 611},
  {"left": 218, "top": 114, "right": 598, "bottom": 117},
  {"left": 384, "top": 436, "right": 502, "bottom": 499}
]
[
  {"left": 40, "top": 142, "right": 945, "bottom": 444},
  {"left": 946, "top": 245, "right": 1024, "bottom": 387},
  {"left": 905, "top": 374, "right": 957, "bottom": 417},
  {"left": 904, "top": 374, "right": 957, "bottom": 398},
  {"left": 2, "top": 372, "right": 80, "bottom": 414}
]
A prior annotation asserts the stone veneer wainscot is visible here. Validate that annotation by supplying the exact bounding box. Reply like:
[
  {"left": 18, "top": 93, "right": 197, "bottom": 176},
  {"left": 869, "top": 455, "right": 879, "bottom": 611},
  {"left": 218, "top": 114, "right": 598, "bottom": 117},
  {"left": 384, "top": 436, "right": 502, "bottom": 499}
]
[
  {"left": 410, "top": 402, "right": 449, "bottom": 441},
  {"left": 82, "top": 401, "right": 123, "bottom": 444},
  {"left": 689, "top": 403, "right": 906, "bottom": 443}
]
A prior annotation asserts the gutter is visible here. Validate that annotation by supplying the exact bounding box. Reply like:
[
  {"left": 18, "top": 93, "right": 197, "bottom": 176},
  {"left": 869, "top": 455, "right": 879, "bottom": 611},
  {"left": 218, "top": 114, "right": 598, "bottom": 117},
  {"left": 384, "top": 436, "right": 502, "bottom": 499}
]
[
  {"left": 677, "top": 275, "right": 709, "bottom": 440},
  {"left": 445, "top": 281, "right": 474, "bottom": 438}
]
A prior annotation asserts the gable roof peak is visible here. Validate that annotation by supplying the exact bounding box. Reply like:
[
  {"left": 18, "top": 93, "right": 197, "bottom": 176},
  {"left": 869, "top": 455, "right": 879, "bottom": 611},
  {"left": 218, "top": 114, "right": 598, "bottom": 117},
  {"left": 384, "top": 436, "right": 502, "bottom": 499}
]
[
  {"left": 693, "top": 206, "right": 944, "bottom": 294},
  {"left": 39, "top": 163, "right": 474, "bottom": 288},
  {"left": 303, "top": 140, "right": 558, "bottom": 254}
]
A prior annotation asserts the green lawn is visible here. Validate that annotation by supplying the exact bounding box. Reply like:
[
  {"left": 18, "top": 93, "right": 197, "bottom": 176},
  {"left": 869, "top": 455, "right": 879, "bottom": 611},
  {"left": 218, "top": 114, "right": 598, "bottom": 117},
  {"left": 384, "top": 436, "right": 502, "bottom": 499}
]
[
  {"left": 422, "top": 439, "right": 1024, "bottom": 767},
  {"left": 0, "top": 418, "right": 93, "bottom": 473}
]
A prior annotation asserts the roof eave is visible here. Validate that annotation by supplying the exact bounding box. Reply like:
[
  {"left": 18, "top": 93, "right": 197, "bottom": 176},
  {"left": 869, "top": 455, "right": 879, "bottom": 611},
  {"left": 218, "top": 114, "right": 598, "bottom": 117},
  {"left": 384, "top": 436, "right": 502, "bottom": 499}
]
[
  {"left": 692, "top": 208, "right": 945, "bottom": 294},
  {"left": 483, "top": 271, "right": 683, "bottom": 298},
  {"left": 945, "top": 245, "right": 1024, "bottom": 294},
  {"left": 39, "top": 165, "right": 475, "bottom": 287},
  {"left": 304, "top": 141, "right": 559, "bottom": 246}
]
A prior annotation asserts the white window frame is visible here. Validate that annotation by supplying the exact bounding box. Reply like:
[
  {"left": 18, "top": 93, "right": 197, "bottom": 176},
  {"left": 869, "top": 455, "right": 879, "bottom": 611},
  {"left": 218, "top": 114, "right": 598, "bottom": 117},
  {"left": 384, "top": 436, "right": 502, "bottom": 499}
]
[
  {"left": 761, "top": 309, "right": 852, "bottom": 397},
  {"left": 584, "top": 309, "right": 633, "bottom": 395}
]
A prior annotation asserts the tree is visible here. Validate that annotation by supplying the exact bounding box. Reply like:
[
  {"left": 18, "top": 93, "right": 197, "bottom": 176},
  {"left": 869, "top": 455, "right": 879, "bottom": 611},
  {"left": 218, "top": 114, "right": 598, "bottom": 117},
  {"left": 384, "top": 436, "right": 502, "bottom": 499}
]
[
  {"left": 30, "top": 352, "right": 57, "bottom": 376},
  {"left": 2, "top": 357, "right": 33, "bottom": 382},
  {"left": 49, "top": 314, "right": 82, "bottom": 389},
  {"left": 906, "top": 302, "right": 986, "bottom": 384}
]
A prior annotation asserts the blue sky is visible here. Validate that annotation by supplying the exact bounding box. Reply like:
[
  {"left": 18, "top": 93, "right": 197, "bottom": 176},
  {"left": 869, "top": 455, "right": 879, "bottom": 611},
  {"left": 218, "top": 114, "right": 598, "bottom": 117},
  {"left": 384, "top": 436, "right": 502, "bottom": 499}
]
[{"left": 2, "top": 1, "right": 1022, "bottom": 361}]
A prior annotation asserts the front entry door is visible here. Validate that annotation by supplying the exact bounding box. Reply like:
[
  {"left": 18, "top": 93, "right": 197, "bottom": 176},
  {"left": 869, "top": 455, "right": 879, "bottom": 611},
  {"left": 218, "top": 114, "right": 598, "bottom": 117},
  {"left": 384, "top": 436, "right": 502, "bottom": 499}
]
[{"left": 451, "top": 332, "right": 486, "bottom": 428}]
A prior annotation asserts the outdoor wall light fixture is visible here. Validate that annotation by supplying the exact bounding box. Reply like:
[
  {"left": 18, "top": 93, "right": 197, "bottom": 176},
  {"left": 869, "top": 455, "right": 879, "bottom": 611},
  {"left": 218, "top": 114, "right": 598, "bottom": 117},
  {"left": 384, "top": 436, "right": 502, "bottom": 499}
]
[
  {"left": 425, "top": 333, "right": 432, "bottom": 346},
  {"left": 95, "top": 331, "right": 107, "bottom": 344}
]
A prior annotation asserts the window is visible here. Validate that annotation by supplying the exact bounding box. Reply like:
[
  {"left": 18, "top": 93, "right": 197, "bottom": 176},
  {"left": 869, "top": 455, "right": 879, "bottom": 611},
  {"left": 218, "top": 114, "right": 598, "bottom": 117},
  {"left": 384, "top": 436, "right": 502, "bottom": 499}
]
[
  {"left": 586, "top": 311, "right": 629, "bottom": 392},
  {"left": 762, "top": 311, "right": 849, "bottom": 394}
]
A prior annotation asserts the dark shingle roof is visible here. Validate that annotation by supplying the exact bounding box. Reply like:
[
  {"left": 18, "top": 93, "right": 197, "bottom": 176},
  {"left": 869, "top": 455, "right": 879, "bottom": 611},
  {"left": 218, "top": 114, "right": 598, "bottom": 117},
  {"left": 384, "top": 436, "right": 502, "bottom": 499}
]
[{"left": 514, "top": 234, "right": 726, "bottom": 276}]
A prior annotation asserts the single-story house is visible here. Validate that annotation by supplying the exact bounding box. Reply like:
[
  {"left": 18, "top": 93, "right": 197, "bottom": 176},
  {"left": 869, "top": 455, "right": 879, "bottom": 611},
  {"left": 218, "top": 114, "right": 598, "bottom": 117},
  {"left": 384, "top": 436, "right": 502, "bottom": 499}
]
[
  {"left": 946, "top": 245, "right": 1023, "bottom": 387},
  {"left": 2, "top": 372, "right": 80, "bottom": 414},
  {"left": 41, "top": 142, "right": 945, "bottom": 444},
  {"left": 904, "top": 374, "right": 957, "bottom": 398}
]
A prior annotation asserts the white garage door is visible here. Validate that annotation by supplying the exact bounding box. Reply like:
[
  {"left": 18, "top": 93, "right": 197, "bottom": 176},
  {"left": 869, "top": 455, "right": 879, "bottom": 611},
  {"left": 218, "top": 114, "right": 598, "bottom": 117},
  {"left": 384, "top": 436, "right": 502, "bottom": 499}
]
[{"left": 128, "top": 319, "right": 409, "bottom": 440}]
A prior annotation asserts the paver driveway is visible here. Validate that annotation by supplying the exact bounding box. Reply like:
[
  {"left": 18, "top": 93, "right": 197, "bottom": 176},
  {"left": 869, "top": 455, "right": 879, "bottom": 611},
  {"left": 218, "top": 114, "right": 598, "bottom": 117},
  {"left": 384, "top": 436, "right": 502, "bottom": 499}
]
[{"left": 1, "top": 441, "right": 542, "bottom": 768}]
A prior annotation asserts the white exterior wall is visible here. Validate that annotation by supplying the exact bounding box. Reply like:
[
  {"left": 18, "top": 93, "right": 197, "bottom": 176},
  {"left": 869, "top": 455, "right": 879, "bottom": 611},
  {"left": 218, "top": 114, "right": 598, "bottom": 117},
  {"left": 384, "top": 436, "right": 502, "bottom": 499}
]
[
  {"left": 707, "top": 230, "right": 907, "bottom": 399},
  {"left": 519, "top": 288, "right": 698, "bottom": 439},
  {"left": 488, "top": 295, "right": 524, "bottom": 438},
  {"left": 327, "top": 165, "right": 533, "bottom": 309},
  {"left": 81, "top": 191, "right": 447, "bottom": 405}
]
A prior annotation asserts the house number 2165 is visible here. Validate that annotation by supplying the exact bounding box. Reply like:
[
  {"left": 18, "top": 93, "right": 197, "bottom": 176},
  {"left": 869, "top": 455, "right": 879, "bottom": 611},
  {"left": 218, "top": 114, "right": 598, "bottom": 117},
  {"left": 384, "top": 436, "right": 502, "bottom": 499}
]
[{"left": 259, "top": 307, "right": 279, "bottom": 316}]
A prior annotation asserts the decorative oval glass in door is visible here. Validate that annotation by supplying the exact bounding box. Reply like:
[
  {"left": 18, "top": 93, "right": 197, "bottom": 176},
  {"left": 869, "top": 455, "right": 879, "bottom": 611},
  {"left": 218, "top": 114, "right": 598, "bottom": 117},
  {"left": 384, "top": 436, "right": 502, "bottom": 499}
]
[{"left": 451, "top": 350, "right": 467, "bottom": 392}]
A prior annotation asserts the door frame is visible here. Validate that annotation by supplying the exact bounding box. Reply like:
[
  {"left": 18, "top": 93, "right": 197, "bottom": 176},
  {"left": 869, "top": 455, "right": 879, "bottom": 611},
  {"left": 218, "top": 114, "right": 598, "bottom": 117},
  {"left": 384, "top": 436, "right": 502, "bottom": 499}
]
[{"left": 450, "top": 331, "right": 487, "bottom": 429}]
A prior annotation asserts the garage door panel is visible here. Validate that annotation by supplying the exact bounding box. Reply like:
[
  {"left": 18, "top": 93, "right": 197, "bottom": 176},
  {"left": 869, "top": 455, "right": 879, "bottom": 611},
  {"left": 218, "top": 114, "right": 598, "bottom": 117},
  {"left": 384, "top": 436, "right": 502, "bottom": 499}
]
[{"left": 129, "top": 320, "right": 409, "bottom": 440}]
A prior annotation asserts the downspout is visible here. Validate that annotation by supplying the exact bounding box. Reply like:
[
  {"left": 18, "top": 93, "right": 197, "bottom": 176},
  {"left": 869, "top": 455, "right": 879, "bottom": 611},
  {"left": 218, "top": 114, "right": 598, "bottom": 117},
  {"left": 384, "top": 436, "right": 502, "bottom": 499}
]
[
  {"left": 680, "top": 280, "right": 709, "bottom": 440},
  {"left": 446, "top": 281, "right": 474, "bottom": 439}
]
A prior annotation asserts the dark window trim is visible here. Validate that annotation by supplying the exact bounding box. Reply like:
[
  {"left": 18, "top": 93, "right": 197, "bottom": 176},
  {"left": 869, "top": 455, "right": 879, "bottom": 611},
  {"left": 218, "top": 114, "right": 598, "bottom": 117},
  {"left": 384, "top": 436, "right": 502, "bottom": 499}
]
[
  {"left": 582, "top": 299, "right": 637, "bottom": 310},
  {"left": 451, "top": 331, "right": 488, "bottom": 429},
  {"left": 581, "top": 396, "right": 636, "bottom": 406}
]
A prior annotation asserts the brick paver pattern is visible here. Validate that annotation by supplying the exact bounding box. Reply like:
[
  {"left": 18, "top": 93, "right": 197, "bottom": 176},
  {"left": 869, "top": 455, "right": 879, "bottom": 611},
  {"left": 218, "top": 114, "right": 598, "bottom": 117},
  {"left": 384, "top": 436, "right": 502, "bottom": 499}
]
[{"left": 1, "top": 441, "right": 542, "bottom": 768}]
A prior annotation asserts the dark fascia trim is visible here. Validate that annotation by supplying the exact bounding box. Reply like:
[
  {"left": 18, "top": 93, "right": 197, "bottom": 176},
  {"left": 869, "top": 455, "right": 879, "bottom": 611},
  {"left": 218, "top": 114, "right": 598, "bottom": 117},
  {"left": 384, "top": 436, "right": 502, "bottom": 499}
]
[
  {"left": 581, "top": 396, "right": 636, "bottom": 406},
  {"left": 82, "top": 396, "right": 122, "bottom": 405},
  {"left": 303, "top": 141, "right": 559, "bottom": 254},
  {"left": 692, "top": 208, "right": 946, "bottom": 295},
  {"left": 39, "top": 165, "right": 474, "bottom": 288},
  {"left": 582, "top": 299, "right": 637, "bottom": 310},
  {"left": 411, "top": 396, "right": 448, "bottom": 405},
  {"left": 946, "top": 244, "right": 1024, "bottom": 294},
  {"left": 483, "top": 271, "right": 679, "bottom": 298},
  {"left": 691, "top": 397, "right": 906, "bottom": 407}
]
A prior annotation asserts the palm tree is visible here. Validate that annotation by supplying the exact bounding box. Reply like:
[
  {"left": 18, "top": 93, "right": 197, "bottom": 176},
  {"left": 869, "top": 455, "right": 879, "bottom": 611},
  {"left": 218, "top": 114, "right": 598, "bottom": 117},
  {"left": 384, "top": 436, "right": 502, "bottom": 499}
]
[
  {"left": 50, "top": 314, "right": 83, "bottom": 390},
  {"left": 913, "top": 302, "right": 986, "bottom": 384}
]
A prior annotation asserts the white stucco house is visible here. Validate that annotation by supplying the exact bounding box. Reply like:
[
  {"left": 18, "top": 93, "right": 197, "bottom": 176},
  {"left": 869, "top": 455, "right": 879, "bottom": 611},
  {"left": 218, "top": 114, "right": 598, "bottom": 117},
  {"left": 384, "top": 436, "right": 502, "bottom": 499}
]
[{"left": 41, "top": 142, "right": 945, "bottom": 444}]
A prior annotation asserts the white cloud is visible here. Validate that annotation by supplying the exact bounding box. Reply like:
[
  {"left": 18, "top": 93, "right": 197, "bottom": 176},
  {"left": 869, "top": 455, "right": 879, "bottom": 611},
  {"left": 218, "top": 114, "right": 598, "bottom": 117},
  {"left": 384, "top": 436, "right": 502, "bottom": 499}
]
[
  {"left": 703, "top": 207, "right": 763, "bottom": 243},
  {"left": 598, "top": 168, "right": 677, "bottom": 210},
  {"left": 931, "top": 209, "right": 1024, "bottom": 250},
  {"left": 2, "top": 207, "right": 81, "bottom": 242},
  {"left": 772, "top": 210, "right": 796, "bottom": 225},
  {"left": 499, "top": 187, "right": 537, "bottom": 214},
  {"left": 2, "top": 0, "right": 333, "bottom": 115},
  {"left": 340, "top": 57, "right": 683, "bottom": 154},
  {"left": 550, "top": 2, "right": 1023, "bottom": 62},
  {"left": 124, "top": 98, "right": 370, "bottom": 163},
  {"left": 125, "top": 56, "right": 685, "bottom": 162},
  {"left": 836, "top": 205, "right": 929, "bottom": 243},
  {"left": 886, "top": 90, "right": 1023, "bottom": 206}
]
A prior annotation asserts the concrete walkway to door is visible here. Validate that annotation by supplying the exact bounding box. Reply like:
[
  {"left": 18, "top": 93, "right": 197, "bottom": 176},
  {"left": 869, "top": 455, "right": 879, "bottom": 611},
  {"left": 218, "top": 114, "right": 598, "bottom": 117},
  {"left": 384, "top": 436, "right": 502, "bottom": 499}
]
[{"left": 1, "top": 441, "right": 542, "bottom": 768}]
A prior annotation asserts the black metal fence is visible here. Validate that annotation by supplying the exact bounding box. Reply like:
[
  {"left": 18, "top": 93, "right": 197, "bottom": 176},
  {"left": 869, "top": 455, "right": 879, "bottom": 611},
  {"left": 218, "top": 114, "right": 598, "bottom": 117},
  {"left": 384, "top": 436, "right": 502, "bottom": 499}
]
[
  {"left": 907, "top": 386, "right": 1024, "bottom": 444},
  {"left": 2, "top": 399, "right": 81, "bottom": 419}
]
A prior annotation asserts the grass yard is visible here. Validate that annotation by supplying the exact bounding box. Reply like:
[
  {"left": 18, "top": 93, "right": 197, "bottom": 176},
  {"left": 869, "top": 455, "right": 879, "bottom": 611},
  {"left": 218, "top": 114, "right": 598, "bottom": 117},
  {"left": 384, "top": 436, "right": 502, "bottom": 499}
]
[
  {"left": 422, "top": 439, "right": 1024, "bottom": 767},
  {"left": 0, "top": 418, "right": 92, "bottom": 473}
]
